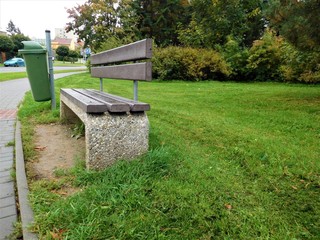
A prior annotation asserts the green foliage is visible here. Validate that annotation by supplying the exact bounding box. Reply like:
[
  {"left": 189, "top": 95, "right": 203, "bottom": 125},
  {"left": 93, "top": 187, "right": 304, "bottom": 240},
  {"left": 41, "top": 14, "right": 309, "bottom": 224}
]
[
  {"left": 68, "top": 50, "right": 80, "bottom": 63},
  {"left": 279, "top": 42, "right": 320, "bottom": 84},
  {"left": 153, "top": 46, "right": 231, "bottom": 81},
  {"left": 185, "top": 0, "right": 265, "bottom": 48},
  {"left": 85, "top": 59, "right": 91, "bottom": 73},
  {"left": 130, "top": 0, "right": 191, "bottom": 46},
  {"left": 246, "top": 30, "right": 283, "bottom": 81},
  {"left": 266, "top": 0, "right": 320, "bottom": 51},
  {"left": 56, "top": 45, "right": 69, "bottom": 60},
  {"left": 63, "top": 0, "right": 319, "bottom": 84},
  {"left": 218, "top": 36, "right": 250, "bottom": 80},
  {"left": 96, "top": 36, "right": 124, "bottom": 52},
  {"left": 66, "top": 0, "right": 120, "bottom": 50},
  {"left": 0, "top": 35, "right": 14, "bottom": 53},
  {"left": 10, "top": 34, "right": 31, "bottom": 56}
]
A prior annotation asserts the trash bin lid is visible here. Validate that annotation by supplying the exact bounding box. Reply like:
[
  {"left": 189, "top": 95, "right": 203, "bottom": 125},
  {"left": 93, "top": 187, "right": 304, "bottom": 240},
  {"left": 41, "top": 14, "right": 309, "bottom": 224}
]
[{"left": 18, "top": 41, "right": 47, "bottom": 54}]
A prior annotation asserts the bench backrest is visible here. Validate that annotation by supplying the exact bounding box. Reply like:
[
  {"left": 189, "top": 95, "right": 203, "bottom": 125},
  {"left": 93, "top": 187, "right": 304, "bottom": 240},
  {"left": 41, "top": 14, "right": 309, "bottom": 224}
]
[
  {"left": 90, "top": 39, "right": 152, "bottom": 101},
  {"left": 91, "top": 38, "right": 152, "bottom": 81}
]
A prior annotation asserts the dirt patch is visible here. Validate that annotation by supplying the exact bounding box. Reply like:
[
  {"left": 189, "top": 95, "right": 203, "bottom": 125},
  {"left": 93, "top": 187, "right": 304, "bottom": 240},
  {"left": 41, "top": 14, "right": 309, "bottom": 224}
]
[{"left": 32, "top": 124, "right": 85, "bottom": 179}]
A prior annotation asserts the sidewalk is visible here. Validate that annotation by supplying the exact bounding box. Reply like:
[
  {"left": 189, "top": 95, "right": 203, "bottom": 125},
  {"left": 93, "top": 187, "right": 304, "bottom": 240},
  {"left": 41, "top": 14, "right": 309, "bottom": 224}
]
[{"left": 0, "top": 72, "right": 84, "bottom": 239}]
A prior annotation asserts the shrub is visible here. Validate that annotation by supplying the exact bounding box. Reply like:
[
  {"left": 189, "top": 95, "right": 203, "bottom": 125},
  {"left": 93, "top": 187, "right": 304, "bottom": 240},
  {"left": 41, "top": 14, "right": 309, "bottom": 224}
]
[
  {"left": 56, "top": 45, "right": 69, "bottom": 62},
  {"left": 279, "top": 42, "right": 320, "bottom": 83},
  {"left": 219, "top": 36, "right": 250, "bottom": 81},
  {"left": 153, "top": 46, "right": 230, "bottom": 81},
  {"left": 246, "top": 30, "right": 283, "bottom": 82}
]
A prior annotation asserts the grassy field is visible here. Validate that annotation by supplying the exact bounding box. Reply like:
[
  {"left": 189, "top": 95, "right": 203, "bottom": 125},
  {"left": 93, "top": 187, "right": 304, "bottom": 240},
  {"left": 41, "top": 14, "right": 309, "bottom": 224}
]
[{"left": 18, "top": 73, "right": 320, "bottom": 239}]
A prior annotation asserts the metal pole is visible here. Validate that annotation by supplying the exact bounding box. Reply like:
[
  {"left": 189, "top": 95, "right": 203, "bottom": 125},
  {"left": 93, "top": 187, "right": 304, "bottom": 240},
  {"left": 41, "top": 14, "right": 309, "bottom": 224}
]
[
  {"left": 133, "top": 80, "right": 138, "bottom": 101},
  {"left": 100, "top": 78, "right": 103, "bottom": 91},
  {"left": 45, "top": 30, "right": 56, "bottom": 110}
]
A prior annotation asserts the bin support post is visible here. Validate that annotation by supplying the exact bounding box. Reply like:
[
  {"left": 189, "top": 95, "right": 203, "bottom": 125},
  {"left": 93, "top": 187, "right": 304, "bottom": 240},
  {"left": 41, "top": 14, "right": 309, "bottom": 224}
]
[{"left": 45, "top": 30, "right": 56, "bottom": 110}]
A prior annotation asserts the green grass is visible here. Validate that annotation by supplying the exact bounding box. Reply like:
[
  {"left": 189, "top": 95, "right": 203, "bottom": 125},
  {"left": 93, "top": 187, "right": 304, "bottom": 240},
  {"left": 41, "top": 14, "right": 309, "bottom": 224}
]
[
  {"left": 53, "top": 60, "right": 85, "bottom": 67},
  {"left": 0, "top": 69, "right": 86, "bottom": 82},
  {"left": 18, "top": 73, "right": 320, "bottom": 239}
]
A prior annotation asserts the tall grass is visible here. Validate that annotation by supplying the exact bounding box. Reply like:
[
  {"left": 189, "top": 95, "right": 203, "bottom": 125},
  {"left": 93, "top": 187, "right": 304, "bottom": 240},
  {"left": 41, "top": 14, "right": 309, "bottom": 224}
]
[{"left": 18, "top": 73, "right": 320, "bottom": 239}]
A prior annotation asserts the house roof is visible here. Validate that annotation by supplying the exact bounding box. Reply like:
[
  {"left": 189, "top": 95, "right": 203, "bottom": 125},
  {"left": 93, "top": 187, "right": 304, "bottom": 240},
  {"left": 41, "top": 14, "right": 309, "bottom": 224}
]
[{"left": 53, "top": 37, "right": 72, "bottom": 45}]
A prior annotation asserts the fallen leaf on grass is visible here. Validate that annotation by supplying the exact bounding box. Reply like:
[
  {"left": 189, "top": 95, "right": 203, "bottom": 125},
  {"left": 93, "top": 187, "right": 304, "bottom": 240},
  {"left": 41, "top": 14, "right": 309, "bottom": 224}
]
[
  {"left": 225, "top": 204, "right": 232, "bottom": 210},
  {"left": 50, "top": 229, "right": 66, "bottom": 239},
  {"left": 34, "top": 146, "right": 47, "bottom": 151},
  {"left": 291, "top": 185, "right": 298, "bottom": 190}
]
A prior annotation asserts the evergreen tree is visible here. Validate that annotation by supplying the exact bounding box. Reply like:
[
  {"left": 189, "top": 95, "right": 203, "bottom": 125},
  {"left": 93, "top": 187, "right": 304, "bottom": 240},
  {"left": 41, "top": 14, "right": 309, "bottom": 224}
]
[{"left": 266, "top": 0, "right": 320, "bottom": 51}]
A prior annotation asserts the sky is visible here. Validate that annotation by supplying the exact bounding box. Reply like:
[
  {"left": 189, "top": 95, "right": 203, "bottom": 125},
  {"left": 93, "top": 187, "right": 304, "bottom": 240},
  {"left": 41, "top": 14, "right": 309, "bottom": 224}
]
[{"left": 0, "top": 0, "right": 87, "bottom": 39}]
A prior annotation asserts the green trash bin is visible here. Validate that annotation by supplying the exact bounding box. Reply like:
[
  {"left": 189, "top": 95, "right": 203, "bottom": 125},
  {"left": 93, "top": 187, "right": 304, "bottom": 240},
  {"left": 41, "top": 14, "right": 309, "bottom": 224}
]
[{"left": 18, "top": 41, "right": 51, "bottom": 102}]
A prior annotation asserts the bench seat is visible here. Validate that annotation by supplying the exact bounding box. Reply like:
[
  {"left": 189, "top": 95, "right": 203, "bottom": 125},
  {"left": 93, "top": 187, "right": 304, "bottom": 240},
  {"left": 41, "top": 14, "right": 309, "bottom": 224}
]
[{"left": 60, "top": 88, "right": 150, "bottom": 113}]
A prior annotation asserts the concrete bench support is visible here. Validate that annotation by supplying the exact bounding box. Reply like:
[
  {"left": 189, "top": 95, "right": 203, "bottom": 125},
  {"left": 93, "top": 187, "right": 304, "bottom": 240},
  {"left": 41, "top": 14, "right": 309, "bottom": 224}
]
[{"left": 60, "top": 94, "right": 149, "bottom": 170}]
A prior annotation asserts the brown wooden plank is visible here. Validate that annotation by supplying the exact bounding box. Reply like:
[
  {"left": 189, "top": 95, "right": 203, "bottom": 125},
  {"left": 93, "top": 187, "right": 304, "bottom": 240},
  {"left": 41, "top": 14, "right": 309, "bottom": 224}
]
[
  {"left": 91, "top": 62, "right": 152, "bottom": 81},
  {"left": 87, "top": 89, "right": 150, "bottom": 112},
  {"left": 73, "top": 89, "right": 130, "bottom": 113},
  {"left": 61, "top": 88, "right": 108, "bottom": 113},
  {"left": 91, "top": 39, "right": 152, "bottom": 65}
]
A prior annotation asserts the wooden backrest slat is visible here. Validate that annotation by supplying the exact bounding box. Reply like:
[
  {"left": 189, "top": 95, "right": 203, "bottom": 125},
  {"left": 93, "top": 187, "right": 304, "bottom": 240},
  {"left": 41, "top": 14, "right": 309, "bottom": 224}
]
[
  {"left": 91, "top": 62, "right": 152, "bottom": 81},
  {"left": 91, "top": 38, "right": 152, "bottom": 65}
]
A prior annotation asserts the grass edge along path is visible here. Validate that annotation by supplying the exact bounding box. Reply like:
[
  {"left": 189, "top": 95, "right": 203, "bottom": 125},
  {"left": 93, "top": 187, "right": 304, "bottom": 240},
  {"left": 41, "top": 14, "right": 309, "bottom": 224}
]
[{"left": 18, "top": 73, "right": 320, "bottom": 239}]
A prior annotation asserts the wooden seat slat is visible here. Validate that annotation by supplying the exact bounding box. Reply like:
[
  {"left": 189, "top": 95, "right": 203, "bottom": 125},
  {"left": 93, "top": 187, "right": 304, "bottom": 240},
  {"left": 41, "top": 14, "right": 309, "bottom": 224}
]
[
  {"left": 85, "top": 89, "right": 150, "bottom": 112},
  {"left": 73, "top": 89, "right": 130, "bottom": 113},
  {"left": 61, "top": 88, "right": 108, "bottom": 113}
]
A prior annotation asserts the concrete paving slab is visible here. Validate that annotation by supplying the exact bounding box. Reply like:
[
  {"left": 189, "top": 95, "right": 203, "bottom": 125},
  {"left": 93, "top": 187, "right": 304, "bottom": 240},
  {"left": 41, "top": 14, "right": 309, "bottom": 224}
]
[
  {"left": 0, "top": 182, "right": 15, "bottom": 199},
  {"left": 0, "top": 215, "right": 17, "bottom": 239}
]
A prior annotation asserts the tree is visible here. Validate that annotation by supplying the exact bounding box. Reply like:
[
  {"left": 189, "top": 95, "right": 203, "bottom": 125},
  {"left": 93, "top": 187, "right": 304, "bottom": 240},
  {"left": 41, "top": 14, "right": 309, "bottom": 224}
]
[
  {"left": 66, "top": 0, "right": 192, "bottom": 48},
  {"left": 56, "top": 45, "right": 69, "bottom": 62},
  {"left": 0, "top": 35, "right": 14, "bottom": 61},
  {"left": 66, "top": 0, "right": 119, "bottom": 50},
  {"left": 179, "top": 0, "right": 265, "bottom": 48},
  {"left": 265, "top": 0, "right": 320, "bottom": 51},
  {"left": 68, "top": 50, "right": 80, "bottom": 63},
  {"left": 129, "top": 0, "right": 192, "bottom": 46},
  {"left": 0, "top": 35, "right": 14, "bottom": 52},
  {"left": 11, "top": 34, "right": 30, "bottom": 56},
  {"left": 6, "top": 20, "right": 21, "bottom": 35}
]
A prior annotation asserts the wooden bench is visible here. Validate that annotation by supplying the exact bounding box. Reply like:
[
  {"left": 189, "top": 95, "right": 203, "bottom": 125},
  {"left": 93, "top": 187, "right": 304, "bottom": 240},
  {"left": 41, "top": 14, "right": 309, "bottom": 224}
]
[{"left": 60, "top": 39, "right": 152, "bottom": 170}]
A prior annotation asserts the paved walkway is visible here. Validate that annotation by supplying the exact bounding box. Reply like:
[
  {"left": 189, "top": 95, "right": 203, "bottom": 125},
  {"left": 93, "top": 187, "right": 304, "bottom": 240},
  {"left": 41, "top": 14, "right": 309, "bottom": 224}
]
[{"left": 0, "top": 72, "right": 84, "bottom": 239}]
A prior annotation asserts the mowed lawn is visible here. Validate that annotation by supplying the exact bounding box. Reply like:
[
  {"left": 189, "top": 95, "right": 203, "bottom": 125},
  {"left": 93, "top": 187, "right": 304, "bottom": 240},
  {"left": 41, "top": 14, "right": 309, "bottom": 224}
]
[{"left": 18, "top": 73, "right": 320, "bottom": 239}]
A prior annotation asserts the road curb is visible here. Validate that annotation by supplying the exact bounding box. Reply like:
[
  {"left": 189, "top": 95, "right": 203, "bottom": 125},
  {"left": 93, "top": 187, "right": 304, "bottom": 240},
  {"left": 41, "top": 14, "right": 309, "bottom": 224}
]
[{"left": 15, "top": 121, "right": 37, "bottom": 240}]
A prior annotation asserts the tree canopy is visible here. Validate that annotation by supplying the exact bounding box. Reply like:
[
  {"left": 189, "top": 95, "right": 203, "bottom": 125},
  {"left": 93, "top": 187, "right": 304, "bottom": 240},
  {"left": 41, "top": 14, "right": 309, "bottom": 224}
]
[
  {"left": 0, "top": 35, "right": 14, "bottom": 53},
  {"left": 266, "top": 0, "right": 320, "bottom": 51},
  {"left": 66, "top": 0, "right": 120, "bottom": 50}
]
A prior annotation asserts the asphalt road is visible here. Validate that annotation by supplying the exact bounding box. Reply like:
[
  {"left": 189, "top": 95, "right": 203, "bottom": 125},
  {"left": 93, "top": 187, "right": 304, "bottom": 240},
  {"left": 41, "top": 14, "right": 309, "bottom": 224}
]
[{"left": 0, "top": 66, "right": 86, "bottom": 73}]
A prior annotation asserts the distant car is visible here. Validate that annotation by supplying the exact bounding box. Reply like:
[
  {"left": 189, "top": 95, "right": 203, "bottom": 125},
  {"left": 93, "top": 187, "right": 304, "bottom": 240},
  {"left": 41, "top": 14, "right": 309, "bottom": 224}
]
[{"left": 4, "top": 58, "right": 25, "bottom": 67}]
